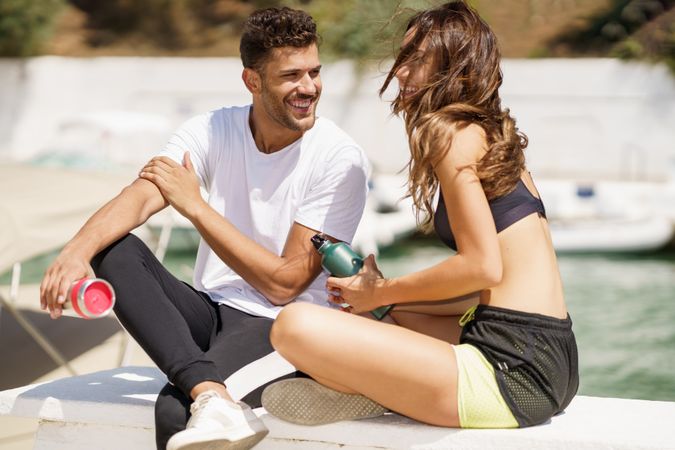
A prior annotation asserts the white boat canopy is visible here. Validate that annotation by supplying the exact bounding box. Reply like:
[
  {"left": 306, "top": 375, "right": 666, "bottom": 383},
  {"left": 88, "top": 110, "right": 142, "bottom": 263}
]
[{"left": 0, "top": 163, "right": 131, "bottom": 275}]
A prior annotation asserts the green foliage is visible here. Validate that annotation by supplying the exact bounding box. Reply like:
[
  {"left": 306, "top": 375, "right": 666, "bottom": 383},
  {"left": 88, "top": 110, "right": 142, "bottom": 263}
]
[
  {"left": 547, "top": 0, "right": 675, "bottom": 74},
  {"left": 548, "top": 0, "right": 672, "bottom": 52},
  {"left": 528, "top": 47, "right": 552, "bottom": 58},
  {"left": 666, "top": 28, "right": 675, "bottom": 72},
  {"left": 302, "top": 0, "right": 440, "bottom": 64},
  {"left": 69, "top": 0, "right": 312, "bottom": 50},
  {"left": 70, "top": 0, "right": 231, "bottom": 49},
  {"left": 6, "top": 0, "right": 671, "bottom": 75},
  {"left": 613, "top": 37, "right": 644, "bottom": 58},
  {"left": 611, "top": 16, "right": 675, "bottom": 72},
  {"left": 305, "top": 0, "right": 396, "bottom": 62},
  {"left": 0, "top": 0, "right": 65, "bottom": 56}
]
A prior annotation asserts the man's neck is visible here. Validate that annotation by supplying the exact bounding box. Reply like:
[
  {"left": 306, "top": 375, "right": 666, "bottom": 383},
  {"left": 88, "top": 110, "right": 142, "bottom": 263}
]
[{"left": 249, "top": 105, "right": 303, "bottom": 154}]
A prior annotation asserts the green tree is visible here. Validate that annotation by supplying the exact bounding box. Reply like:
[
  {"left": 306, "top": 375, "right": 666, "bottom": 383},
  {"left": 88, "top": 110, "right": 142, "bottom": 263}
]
[
  {"left": 0, "top": 0, "right": 65, "bottom": 56},
  {"left": 304, "top": 0, "right": 435, "bottom": 64}
]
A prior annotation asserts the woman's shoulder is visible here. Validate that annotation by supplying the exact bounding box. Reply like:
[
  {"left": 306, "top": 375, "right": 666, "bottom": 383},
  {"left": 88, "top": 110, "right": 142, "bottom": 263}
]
[{"left": 445, "top": 122, "right": 488, "bottom": 165}]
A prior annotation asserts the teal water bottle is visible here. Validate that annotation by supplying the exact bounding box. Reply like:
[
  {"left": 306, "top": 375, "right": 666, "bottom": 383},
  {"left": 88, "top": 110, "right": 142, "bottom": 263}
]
[{"left": 311, "top": 234, "right": 393, "bottom": 320}]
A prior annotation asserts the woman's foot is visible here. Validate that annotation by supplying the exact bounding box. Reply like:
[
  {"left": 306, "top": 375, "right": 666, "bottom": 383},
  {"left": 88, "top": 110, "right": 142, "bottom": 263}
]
[{"left": 261, "top": 378, "right": 388, "bottom": 426}]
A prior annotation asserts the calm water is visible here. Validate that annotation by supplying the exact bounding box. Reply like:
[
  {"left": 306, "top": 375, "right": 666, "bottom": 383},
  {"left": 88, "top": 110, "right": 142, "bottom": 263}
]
[{"left": 5, "top": 236, "right": 675, "bottom": 401}]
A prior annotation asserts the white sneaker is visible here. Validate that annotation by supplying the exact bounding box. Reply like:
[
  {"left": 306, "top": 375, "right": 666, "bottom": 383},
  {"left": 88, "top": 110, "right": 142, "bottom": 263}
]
[{"left": 167, "top": 390, "right": 268, "bottom": 450}]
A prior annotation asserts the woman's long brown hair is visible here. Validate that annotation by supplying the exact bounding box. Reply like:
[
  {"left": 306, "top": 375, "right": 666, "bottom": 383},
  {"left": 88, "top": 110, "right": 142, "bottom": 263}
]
[{"left": 380, "top": 1, "right": 528, "bottom": 230}]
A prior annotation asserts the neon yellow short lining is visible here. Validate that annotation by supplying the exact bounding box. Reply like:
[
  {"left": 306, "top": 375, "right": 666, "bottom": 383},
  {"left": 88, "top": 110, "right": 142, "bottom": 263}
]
[{"left": 454, "top": 343, "right": 519, "bottom": 428}]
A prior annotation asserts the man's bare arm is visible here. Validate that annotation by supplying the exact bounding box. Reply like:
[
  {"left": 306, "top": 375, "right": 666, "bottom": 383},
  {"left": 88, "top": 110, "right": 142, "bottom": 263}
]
[
  {"left": 40, "top": 178, "right": 167, "bottom": 318},
  {"left": 191, "top": 211, "right": 325, "bottom": 305},
  {"left": 138, "top": 154, "right": 339, "bottom": 306}
]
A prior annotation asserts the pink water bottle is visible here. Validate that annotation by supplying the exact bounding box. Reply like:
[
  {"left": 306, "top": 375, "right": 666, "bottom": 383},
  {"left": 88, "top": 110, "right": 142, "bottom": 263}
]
[{"left": 68, "top": 278, "right": 116, "bottom": 319}]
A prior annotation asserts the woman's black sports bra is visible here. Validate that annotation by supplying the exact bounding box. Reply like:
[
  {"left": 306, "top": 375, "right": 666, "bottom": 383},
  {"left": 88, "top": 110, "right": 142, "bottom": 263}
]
[{"left": 434, "top": 178, "right": 547, "bottom": 251}]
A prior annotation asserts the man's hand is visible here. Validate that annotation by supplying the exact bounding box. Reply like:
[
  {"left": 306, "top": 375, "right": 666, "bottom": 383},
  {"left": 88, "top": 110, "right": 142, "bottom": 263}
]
[
  {"left": 37, "top": 174, "right": 167, "bottom": 319},
  {"left": 40, "top": 253, "right": 92, "bottom": 319},
  {"left": 139, "top": 152, "right": 205, "bottom": 219},
  {"left": 325, "top": 254, "right": 386, "bottom": 314}
]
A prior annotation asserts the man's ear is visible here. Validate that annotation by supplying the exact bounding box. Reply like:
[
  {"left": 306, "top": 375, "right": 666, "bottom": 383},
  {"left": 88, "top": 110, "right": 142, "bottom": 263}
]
[{"left": 242, "top": 68, "right": 262, "bottom": 94}]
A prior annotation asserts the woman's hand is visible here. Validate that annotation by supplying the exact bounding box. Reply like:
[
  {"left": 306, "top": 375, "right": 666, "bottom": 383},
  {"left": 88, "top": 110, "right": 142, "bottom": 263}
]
[
  {"left": 139, "top": 152, "right": 205, "bottom": 219},
  {"left": 325, "top": 254, "right": 387, "bottom": 314}
]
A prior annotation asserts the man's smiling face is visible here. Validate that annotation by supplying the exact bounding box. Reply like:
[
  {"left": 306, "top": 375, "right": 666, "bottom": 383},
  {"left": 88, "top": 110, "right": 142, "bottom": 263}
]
[{"left": 258, "top": 44, "right": 322, "bottom": 132}]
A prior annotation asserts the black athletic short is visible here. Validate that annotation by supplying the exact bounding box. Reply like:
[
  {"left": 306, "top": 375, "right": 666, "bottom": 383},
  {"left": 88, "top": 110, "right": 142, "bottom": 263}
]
[{"left": 460, "top": 304, "right": 579, "bottom": 427}]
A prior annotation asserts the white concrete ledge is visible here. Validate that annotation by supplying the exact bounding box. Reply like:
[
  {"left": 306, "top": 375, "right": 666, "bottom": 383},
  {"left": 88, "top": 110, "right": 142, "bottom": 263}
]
[
  {"left": 2, "top": 366, "right": 675, "bottom": 449},
  {"left": 261, "top": 396, "right": 675, "bottom": 450},
  {"left": 0, "top": 366, "right": 163, "bottom": 429}
]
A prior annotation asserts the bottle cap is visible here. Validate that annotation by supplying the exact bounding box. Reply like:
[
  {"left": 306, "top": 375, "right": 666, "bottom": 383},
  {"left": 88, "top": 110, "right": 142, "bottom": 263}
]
[
  {"left": 311, "top": 233, "right": 328, "bottom": 252},
  {"left": 70, "top": 278, "right": 116, "bottom": 319},
  {"left": 82, "top": 279, "right": 115, "bottom": 316}
]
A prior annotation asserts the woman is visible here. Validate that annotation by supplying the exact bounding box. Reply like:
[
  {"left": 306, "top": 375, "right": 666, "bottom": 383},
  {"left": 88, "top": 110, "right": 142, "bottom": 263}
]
[{"left": 261, "top": 1, "right": 578, "bottom": 429}]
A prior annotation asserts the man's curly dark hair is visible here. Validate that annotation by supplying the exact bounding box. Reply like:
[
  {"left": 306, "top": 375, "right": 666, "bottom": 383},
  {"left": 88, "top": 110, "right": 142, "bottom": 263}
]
[{"left": 240, "top": 7, "right": 319, "bottom": 71}]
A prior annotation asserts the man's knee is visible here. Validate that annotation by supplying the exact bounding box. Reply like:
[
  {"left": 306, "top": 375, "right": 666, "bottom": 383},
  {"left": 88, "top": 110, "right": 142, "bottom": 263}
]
[{"left": 91, "top": 233, "right": 146, "bottom": 277}]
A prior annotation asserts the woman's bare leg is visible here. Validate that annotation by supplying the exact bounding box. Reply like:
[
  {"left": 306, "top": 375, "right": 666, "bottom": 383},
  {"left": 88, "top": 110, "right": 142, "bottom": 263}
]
[
  {"left": 393, "top": 294, "right": 478, "bottom": 316},
  {"left": 271, "top": 303, "right": 460, "bottom": 427},
  {"left": 378, "top": 295, "right": 477, "bottom": 343},
  {"left": 359, "top": 296, "right": 477, "bottom": 339},
  {"left": 390, "top": 311, "right": 463, "bottom": 344}
]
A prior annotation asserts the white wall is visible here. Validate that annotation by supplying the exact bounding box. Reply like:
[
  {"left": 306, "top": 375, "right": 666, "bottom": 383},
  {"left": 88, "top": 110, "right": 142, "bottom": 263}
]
[{"left": 1, "top": 56, "right": 674, "bottom": 180}]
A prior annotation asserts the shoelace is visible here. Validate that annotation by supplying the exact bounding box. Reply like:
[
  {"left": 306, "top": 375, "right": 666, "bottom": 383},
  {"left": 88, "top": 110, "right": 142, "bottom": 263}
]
[{"left": 189, "top": 391, "right": 221, "bottom": 422}]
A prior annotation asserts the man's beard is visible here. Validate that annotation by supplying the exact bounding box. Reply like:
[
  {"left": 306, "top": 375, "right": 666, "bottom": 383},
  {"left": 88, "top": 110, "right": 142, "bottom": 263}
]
[{"left": 260, "top": 85, "right": 318, "bottom": 132}]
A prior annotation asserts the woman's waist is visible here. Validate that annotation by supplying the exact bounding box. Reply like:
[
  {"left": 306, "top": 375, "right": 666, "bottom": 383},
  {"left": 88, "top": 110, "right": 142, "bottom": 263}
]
[
  {"left": 469, "top": 301, "right": 573, "bottom": 331},
  {"left": 480, "top": 284, "right": 567, "bottom": 321}
]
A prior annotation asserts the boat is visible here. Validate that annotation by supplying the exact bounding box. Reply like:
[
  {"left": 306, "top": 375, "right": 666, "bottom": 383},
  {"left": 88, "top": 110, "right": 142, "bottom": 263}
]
[
  {"left": 24, "top": 109, "right": 172, "bottom": 171},
  {"left": 537, "top": 179, "right": 675, "bottom": 253},
  {"left": 549, "top": 216, "right": 673, "bottom": 253},
  {"left": 355, "top": 175, "right": 675, "bottom": 254}
]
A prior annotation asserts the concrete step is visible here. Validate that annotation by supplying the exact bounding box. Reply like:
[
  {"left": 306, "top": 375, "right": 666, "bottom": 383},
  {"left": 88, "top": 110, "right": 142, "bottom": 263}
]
[{"left": 2, "top": 366, "right": 675, "bottom": 449}]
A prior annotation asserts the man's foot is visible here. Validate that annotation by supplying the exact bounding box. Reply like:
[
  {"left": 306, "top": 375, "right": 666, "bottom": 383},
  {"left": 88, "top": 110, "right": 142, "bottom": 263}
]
[
  {"left": 167, "top": 390, "right": 268, "bottom": 450},
  {"left": 261, "top": 378, "right": 388, "bottom": 426}
]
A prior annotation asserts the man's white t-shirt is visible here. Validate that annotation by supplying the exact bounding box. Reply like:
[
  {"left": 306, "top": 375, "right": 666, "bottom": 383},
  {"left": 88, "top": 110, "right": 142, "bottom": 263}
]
[{"left": 159, "top": 105, "right": 370, "bottom": 319}]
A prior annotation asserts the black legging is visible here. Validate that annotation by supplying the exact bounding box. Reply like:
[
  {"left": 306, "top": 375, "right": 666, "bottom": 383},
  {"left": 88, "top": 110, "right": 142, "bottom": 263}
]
[{"left": 92, "top": 234, "right": 298, "bottom": 449}]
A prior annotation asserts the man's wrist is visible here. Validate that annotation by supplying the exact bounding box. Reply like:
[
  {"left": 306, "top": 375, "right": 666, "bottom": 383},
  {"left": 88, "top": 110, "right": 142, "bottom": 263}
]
[
  {"left": 61, "top": 239, "right": 96, "bottom": 263},
  {"left": 185, "top": 199, "right": 210, "bottom": 223}
]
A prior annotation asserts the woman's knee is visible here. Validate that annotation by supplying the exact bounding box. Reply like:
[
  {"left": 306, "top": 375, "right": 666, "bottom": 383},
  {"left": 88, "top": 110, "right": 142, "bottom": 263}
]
[{"left": 270, "top": 303, "right": 323, "bottom": 352}]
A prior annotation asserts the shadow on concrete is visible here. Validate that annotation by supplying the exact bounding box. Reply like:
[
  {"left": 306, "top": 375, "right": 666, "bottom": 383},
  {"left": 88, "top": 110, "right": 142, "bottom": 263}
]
[
  {"left": 0, "top": 309, "right": 122, "bottom": 390},
  {"left": 17, "top": 366, "right": 165, "bottom": 407}
]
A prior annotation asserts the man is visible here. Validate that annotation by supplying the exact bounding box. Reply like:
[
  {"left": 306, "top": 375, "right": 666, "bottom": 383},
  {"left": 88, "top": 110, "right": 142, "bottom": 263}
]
[{"left": 39, "top": 7, "right": 369, "bottom": 450}]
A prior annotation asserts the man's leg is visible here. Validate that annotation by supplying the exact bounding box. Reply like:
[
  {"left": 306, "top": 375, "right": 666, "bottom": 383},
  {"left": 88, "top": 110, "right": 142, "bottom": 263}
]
[
  {"left": 155, "top": 305, "right": 303, "bottom": 449},
  {"left": 211, "top": 305, "right": 303, "bottom": 406},
  {"left": 92, "top": 234, "right": 229, "bottom": 449},
  {"left": 92, "top": 234, "right": 223, "bottom": 391},
  {"left": 155, "top": 384, "right": 192, "bottom": 450}
]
